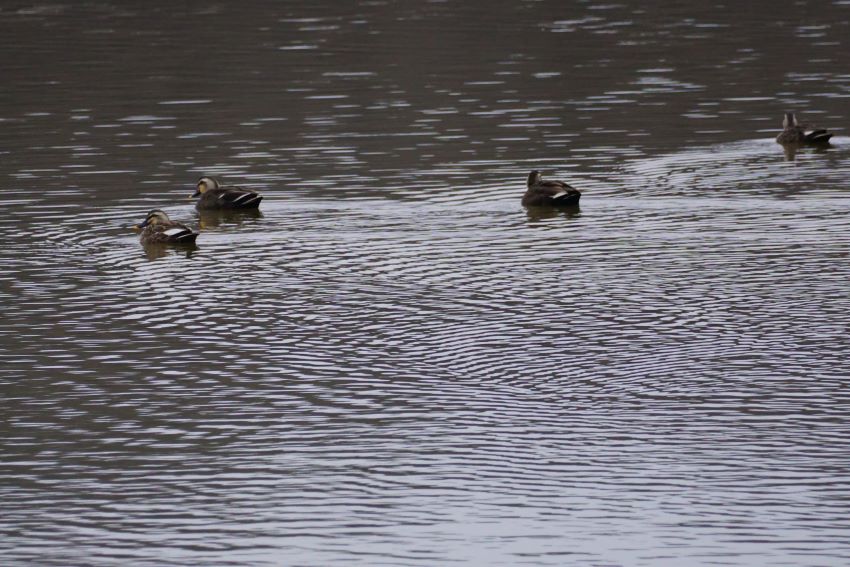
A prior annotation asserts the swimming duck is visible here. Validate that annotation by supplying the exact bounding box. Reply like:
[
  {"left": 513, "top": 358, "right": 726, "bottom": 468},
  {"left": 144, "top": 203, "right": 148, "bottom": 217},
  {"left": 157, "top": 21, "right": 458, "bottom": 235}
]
[
  {"left": 522, "top": 170, "right": 581, "bottom": 207},
  {"left": 135, "top": 209, "right": 198, "bottom": 245},
  {"left": 191, "top": 176, "right": 263, "bottom": 210},
  {"left": 775, "top": 112, "right": 833, "bottom": 145}
]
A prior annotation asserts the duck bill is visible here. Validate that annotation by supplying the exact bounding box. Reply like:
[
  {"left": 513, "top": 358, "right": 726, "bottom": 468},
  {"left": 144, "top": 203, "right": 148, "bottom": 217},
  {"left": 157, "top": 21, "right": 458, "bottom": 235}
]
[
  {"left": 190, "top": 189, "right": 201, "bottom": 198},
  {"left": 135, "top": 220, "right": 149, "bottom": 229}
]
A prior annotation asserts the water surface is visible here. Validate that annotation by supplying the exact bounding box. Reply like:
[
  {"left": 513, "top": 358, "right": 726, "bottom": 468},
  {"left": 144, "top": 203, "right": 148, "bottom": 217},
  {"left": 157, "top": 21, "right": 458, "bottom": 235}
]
[{"left": 1, "top": 1, "right": 850, "bottom": 565}]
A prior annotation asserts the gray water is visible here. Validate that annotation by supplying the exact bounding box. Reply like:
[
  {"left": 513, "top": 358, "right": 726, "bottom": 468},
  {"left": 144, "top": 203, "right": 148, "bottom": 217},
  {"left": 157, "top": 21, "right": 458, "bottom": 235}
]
[{"left": 2, "top": 1, "right": 850, "bottom": 565}]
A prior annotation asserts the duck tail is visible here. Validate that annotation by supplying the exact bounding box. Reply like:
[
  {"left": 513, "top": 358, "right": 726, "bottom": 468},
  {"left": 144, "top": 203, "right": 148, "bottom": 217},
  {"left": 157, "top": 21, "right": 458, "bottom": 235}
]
[
  {"left": 805, "top": 130, "right": 833, "bottom": 144},
  {"left": 553, "top": 192, "right": 581, "bottom": 206},
  {"left": 239, "top": 194, "right": 263, "bottom": 208}
]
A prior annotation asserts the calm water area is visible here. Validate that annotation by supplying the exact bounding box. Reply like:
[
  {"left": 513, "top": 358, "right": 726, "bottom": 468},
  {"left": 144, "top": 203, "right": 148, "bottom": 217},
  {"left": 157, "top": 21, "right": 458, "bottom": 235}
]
[{"left": 1, "top": 1, "right": 849, "bottom": 565}]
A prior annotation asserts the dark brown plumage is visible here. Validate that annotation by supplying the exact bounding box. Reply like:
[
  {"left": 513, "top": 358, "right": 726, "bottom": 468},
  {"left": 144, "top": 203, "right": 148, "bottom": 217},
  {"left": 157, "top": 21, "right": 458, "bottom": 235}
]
[
  {"left": 191, "top": 176, "right": 263, "bottom": 210},
  {"left": 135, "top": 210, "right": 198, "bottom": 245},
  {"left": 776, "top": 112, "right": 833, "bottom": 145},
  {"left": 522, "top": 170, "right": 581, "bottom": 208}
]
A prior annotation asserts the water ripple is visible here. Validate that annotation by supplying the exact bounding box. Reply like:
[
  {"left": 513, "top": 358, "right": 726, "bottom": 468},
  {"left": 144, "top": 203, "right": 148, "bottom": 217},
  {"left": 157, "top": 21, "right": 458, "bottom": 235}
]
[{"left": 2, "top": 1, "right": 850, "bottom": 565}]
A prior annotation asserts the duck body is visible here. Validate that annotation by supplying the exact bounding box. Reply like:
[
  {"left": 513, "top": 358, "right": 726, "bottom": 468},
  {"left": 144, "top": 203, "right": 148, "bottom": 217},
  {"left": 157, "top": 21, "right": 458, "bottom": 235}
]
[
  {"left": 776, "top": 112, "right": 833, "bottom": 145},
  {"left": 135, "top": 209, "right": 198, "bottom": 245},
  {"left": 522, "top": 170, "right": 581, "bottom": 207},
  {"left": 192, "top": 176, "right": 263, "bottom": 210}
]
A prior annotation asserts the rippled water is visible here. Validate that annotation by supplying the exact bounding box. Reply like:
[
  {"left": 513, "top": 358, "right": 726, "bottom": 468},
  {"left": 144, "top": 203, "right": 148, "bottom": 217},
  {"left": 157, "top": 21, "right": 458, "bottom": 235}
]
[{"left": 2, "top": 1, "right": 850, "bottom": 565}]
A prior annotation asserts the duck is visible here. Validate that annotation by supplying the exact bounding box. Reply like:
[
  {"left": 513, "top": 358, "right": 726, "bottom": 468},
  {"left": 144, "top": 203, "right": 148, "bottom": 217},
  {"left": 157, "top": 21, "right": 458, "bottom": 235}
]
[
  {"left": 775, "top": 112, "right": 833, "bottom": 145},
  {"left": 134, "top": 209, "right": 198, "bottom": 245},
  {"left": 191, "top": 176, "right": 263, "bottom": 210},
  {"left": 522, "top": 170, "right": 581, "bottom": 207}
]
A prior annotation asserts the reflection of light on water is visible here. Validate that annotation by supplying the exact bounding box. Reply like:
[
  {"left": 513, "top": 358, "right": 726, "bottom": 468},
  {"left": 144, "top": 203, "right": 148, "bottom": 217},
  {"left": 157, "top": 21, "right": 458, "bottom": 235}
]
[
  {"left": 631, "top": 75, "right": 704, "bottom": 93},
  {"left": 158, "top": 99, "right": 213, "bottom": 105},
  {"left": 623, "top": 138, "right": 850, "bottom": 197}
]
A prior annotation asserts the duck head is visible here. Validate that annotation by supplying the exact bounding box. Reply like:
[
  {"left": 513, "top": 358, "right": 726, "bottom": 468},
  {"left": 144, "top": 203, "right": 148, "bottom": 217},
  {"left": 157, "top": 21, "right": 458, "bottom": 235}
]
[
  {"left": 527, "top": 170, "right": 542, "bottom": 187},
  {"left": 136, "top": 209, "right": 170, "bottom": 228},
  {"left": 782, "top": 112, "right": 798, "bottom": 129},
  {"left": 191, "top": 176, "right": 221, "bottom": 198}
]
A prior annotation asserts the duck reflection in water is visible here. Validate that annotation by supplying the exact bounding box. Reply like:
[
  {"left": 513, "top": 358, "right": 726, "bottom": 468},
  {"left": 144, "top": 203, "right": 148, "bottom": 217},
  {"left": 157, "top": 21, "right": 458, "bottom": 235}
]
[
  {"left": 142, "top": 242, "right": 198, "bottom": 261},
  {"left": 781, "top": 142, "right": 833, "bottom": 162},
  {"left": 525, "top": 204, "right": 581, "bottom": 223},
  {"left": 197, "top": 207, "right": 263, "bottom": 229}
]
